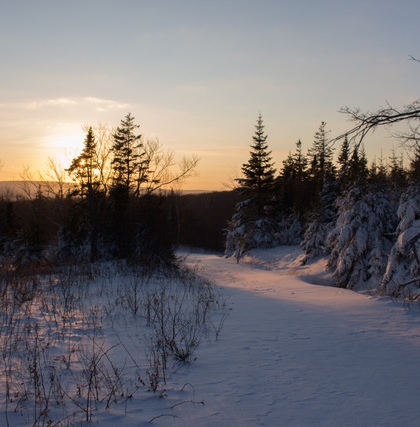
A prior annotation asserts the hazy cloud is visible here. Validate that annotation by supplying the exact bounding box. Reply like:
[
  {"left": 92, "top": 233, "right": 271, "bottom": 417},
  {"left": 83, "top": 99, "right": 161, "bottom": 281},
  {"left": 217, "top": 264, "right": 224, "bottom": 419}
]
[{"left": 20, "top": 97, "right": 129, "bottom": 112}]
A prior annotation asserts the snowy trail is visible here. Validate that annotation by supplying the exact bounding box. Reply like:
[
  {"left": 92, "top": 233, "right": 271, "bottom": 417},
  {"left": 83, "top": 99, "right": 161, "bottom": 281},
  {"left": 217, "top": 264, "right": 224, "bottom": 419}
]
[{"left": 173, "top": 250, "right": 420, "bottom": 426}]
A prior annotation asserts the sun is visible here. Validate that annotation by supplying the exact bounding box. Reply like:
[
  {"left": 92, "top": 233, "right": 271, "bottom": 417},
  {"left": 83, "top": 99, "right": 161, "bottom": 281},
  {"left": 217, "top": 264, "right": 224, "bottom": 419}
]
[{"left": 43, "top": 125, "right": 85, "bottom": 169}]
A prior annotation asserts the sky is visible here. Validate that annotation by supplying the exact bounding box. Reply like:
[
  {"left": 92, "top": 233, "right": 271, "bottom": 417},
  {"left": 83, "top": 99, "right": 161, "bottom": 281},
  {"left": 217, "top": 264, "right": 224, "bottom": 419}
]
[{"left": 1, "top": 0, "right": 420, "bottom": 190}]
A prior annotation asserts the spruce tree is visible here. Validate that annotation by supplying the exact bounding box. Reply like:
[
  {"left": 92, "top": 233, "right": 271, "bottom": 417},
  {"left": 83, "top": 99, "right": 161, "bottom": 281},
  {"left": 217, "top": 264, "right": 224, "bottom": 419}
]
[
  {"left": 66, "top": 127, "right": 103, "bottom": 261},
  {"left": 109, "top": 113, "right": 144, "bottom": 257},
  {"left": 277, "top": 139, "right": 309, "bottom": 217},
  {"left": 368, "top": 155, "right": 388, "bottom": 186},
  {"left": 388, "top": 149, "right": 407, "bottom": 190},
  {"left": 381, "top": 186, "right": 420, "bottom": 297},
  {"left": 67, "top": 127, "right": 100, "bottom": 196},
  {"left": 327, "top": 188, "right": 397, "bottom": 290},
  {"left": 291, "top": 139, "right": 308, "bottom": 182},
  {"left": 307, "top": 121, "right": 335, "bottom": 194},
  {"left": 239, "top": 113, "right": 276, "bottom": 217},
  {"left": 337, "top": 135, "right": 350, "bottom": 176},
  {"left": 301, "top": 122, "right": 337, "bottom": 261},
  {"left": 347, "top": 144, "right": 369, "bottom": 189},
  {"left": 409, "top": 145, "right": 420, "bottom": 181},
  {"left": 111, "top": 113, "right": 144, "bottom": 195},
  {"left": 225, "top": 114, "right": 278, "bottom": 258}
]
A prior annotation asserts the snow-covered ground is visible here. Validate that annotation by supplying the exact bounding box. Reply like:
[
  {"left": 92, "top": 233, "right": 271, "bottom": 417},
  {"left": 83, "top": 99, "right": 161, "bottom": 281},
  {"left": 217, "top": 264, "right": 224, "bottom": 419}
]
[
  {"left": 174, "top": 247, "right": 420, "bottom": 426},
  {"left": 3, "top": 246, "right": 420, "bottom": 426}
]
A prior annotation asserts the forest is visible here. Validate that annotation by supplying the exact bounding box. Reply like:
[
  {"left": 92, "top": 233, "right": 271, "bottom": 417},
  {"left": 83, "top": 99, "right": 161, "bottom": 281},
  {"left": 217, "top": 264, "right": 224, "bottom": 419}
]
[
  {"left": 227, "top": 110, "right": 420, "bottom": 299},
  {"left": 1, "top": 108, "right": 420, "bottom": 298},
  {"left": 1, "top": 100, "right": 420, "bottom": 424}
]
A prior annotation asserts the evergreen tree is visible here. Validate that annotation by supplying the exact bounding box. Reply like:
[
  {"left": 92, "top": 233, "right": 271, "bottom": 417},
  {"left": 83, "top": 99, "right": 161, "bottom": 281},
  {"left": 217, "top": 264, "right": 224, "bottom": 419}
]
[
  {"left": 337, "top": 135, "right": 350, "bottom": 178},
  {"left": 381, "top": 185, "right": 420, "bottom": 298},
  {"left": 347, "top": 144, "right": 369, "bottom": 188},
  {"left": 388, "top": 148, "right": 407, "bottom": 190},
  {"left": 368, "top": 155, "right": 388, "bottom": 186},
  {"left": 239, "top": 114, "right": 276, "bottom": 217},
  {"left": 109, "top": 113, "right": 145, "bottom": 257},
  {"left": 278, "top": 151, "right": 295, "bottom": 215},
  {"left": 337, "top": 135, "right": 369, "bottom": 190},
  {"left": 301, "top": 122, "right": 337, "bottom": 261},
  {"left": 327, "top": 187, "right": 397, "bottom": 290},
  {"left": 408, "top": 144, "right": 420, "bottom": 181},
  {"left": 67, "top": 127, "right": 100, "bottom": 196},
  {"left": 111, "top": 113, "right": 144, "bottom": 195},
  {"left": 225, "top": 114, "right": 278, "bottom": 258},
  {"left": 66, "top": 127, "right": 103, "bottom": 261},
  {"left": 307, "top": 121, "right": 335, "bottom": 197},
  {"left": 277, "top": 139, "right": 309, "bottom": 217}
]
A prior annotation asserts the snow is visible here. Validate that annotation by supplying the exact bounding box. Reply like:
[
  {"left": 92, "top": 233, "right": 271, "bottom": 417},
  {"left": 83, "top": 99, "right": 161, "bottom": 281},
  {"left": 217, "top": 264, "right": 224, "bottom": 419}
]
[
  {"left": 175, "top": 248, "right": 420, "bottom": 426},
  {"left": 398, "top": 219, "right": 420, "bottom": 249},
  {"left": 4, "top": 246, "right": 420, "bottom": 426}
]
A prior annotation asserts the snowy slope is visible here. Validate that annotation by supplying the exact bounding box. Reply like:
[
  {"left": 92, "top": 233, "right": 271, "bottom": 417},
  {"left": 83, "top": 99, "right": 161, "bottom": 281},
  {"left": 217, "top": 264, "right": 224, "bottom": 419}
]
[
  {"left": 4, "top": 246, "right": 420, "bottom": 426},
  {"left": 172, "top": 247, "right": 420, "bottom": 426}
]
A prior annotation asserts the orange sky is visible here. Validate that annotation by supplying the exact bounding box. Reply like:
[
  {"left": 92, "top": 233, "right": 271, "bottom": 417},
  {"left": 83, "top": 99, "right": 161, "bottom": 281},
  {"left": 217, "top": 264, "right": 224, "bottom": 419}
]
[{"left": 1, "top": 1, "right": 419, "bottom": 190}]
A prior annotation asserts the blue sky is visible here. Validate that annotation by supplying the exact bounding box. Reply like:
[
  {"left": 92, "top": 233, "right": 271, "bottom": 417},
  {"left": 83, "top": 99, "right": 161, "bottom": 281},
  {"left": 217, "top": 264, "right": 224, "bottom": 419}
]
[{"left": 1, "top": 0, "right": 420, "bottom": 189}]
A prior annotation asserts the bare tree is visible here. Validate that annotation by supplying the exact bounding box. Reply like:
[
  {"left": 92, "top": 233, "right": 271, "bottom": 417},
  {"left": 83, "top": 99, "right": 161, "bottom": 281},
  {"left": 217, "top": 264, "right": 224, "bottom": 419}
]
[
  {"left": 82, "top": 123, "right": 114, "bottom": 195},
  {"left": 140, "top": 139, "right": 200, "bottom": 195},
  {"left": 18, "top": 159, "right": 69, "bottom": 200},
  {"left": 18, "top": 165, "right": 39, "bottom": 199},
  {"left": 335, "top": 56, "right": 420, "bottom": 147},
  {"left": 41, "top": 157, "right": 69, "bottom": 199}
]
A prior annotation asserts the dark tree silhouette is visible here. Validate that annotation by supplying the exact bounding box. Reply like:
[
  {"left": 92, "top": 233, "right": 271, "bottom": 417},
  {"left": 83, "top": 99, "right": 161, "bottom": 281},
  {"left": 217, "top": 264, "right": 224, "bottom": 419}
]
[
  {"left": 238, "top": 113, "right": 276, "bottom": 217},
  {"left": 67, "top": 127, "right": 103, "bottom": 261}
]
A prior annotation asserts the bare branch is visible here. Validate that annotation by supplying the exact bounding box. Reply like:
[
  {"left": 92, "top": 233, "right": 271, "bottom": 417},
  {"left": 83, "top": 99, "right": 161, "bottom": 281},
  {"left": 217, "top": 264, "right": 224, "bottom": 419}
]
[
  {"left": 333, "top": 102, "right": 420, "bottom": 147},
  {"left": 222, "top": 165, "right": 243, "bottom": 190},
  {"left": 18, "top": 165, "right": 39, "bottom": 198},
  {"left": 409, "top": 55, "right": 420, "bottom": 63},
  {"left": 38, "top": 157, "right": 69, "bottom": 199},
  {"left": 333, "top": 56, "right": 420, "bottom": 147},
  {"left": 140, "top": 139, "right": 200, "bottom": 195},
  {"left": 149, "top": 413, "right": 179, "bottom": 423}
]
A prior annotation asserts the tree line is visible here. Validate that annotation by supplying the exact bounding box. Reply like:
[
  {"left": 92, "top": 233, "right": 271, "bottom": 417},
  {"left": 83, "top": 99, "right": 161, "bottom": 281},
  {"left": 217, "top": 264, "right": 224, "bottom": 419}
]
[
  {"left": 226, "top": 110, "right": 420, "bottom": 298},
  {"left": 0, "top": 113, "right": 203, "bottom": 267},
  {"left": 2, "top": 103, "right": 420, "bottom": 299}
]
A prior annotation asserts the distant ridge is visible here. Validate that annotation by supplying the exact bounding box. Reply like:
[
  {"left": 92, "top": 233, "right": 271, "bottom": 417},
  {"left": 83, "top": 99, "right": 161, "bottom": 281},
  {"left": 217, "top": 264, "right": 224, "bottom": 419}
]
[
  {"left": 0, "top": 181, "right": 72, "bottom": 198},
  {"left": 0, "top": 181, "right": 215, "bottom": 198}
]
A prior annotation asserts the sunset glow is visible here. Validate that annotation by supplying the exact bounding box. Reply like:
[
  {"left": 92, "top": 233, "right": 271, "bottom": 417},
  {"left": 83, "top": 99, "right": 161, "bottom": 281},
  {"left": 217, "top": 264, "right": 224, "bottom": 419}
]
[{"left": 1, "top": 1, "right": 420, "bottom": 190}]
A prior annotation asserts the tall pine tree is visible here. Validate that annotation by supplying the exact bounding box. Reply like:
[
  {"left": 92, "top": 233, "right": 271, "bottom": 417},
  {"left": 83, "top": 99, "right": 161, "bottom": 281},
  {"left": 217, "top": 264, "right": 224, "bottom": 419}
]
[
  {"left": 109, "top": 113, "right": 144, "bottom": 257},
  {"left": 65, "top": 127, "right": 105, "bottom": 261},
  {"left": 226, "top": 114, "right": 278, "bottom": 258},
  {"left": 301, "top": 122, "right": 337, "bottom": 261},
  {"left": 277, "top": 139, "right": 309, "bottom": 217},
  {"left": 238, "top": 113, "right": 276, "bottom": 217},
  {"left": 307, "top": 121, "right": 335, "bottom": 198},
  {"left": 110, "top": 113, "right": 144, "bottom": 195},
  {"left": 67, "top": 127, "right": 100, "bottom": 196}
]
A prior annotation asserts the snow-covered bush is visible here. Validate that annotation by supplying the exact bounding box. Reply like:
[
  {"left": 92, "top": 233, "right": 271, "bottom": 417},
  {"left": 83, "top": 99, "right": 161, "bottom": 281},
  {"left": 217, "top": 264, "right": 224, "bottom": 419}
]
[
  {"left": 300, "top": 219, "right": 334, "bottom": 263},
  {"left": 326, "top": 188, "right": 398, "bottom": 290},
  {"left": 300, "top": 179, "right": 339, "bottom": 263},
  {"left": 225, "top": 199, "right": 249, "bottom": 257},
  {"left": 274, "top": 215, "right": 302, "bottom": 246},
  {"left": 225, "top": 202, "right": 301, "bottom": 260},
  {"left": 225, "top": 214, "right": 281, "bottom": 258},
  {"left": 381, "top": 186, "right": 420, "bottom": 298}
]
